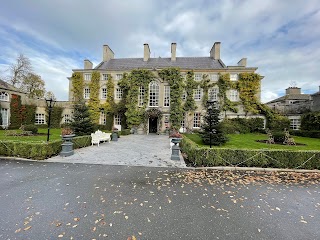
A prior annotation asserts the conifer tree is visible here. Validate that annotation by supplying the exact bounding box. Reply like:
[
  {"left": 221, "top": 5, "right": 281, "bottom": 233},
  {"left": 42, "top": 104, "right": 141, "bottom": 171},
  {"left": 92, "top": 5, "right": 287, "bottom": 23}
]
[
  {"left": 71, "top": 101, "right": 94, "bottom": 136},
  {"left": 201, "top": 103, "right": 228, "bottom": 146}
]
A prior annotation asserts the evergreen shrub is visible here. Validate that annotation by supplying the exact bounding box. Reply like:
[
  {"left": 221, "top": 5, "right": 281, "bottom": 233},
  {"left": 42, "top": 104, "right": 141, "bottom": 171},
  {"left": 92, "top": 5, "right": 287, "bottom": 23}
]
[
  {"left": 290, "top": 130, "right": 320, "bottom": 139},
  {"left": 24, "top": 124, "right": 38, "bottom": 134}
]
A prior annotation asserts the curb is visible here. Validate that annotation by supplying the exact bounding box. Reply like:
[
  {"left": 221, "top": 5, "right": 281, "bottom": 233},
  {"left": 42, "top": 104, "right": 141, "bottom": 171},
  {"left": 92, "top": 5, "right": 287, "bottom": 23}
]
[
  {"left": 0, "top": 156, "right": 39, "bottom": 162},
  {"left": 192, "top": 166, "right": 320, "bottom": 173},
  {"left": 1, "top": 157, "right": 319, "bottom": 173}
]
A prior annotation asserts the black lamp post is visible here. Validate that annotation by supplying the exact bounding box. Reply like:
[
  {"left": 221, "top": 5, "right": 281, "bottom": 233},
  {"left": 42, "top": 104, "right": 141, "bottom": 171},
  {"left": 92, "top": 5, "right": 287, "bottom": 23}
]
[
  {"left": 207, "top": 100, "right": 217, "bottom": 148},
  {"left": 45, "top": 98, "right": 56, "bottom": 142}
]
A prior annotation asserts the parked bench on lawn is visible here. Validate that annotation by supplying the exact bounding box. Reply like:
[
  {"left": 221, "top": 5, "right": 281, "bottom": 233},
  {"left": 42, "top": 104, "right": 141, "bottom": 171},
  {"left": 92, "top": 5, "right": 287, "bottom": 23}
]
[{"left": 91, "top": 130, "right": 111, "bottom": 146}]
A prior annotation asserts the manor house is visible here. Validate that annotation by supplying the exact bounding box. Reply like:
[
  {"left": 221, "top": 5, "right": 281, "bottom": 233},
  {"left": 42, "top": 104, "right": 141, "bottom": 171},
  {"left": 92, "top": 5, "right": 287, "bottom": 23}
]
[{"left": 70, "top": 42, "right": 264, "bottom": 134}]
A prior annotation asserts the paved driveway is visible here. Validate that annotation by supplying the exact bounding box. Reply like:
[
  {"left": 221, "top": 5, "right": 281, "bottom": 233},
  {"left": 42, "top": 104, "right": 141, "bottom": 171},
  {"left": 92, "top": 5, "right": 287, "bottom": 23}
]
[
  {"left": 46, "top": 134, "right": 186, "bottom": 168},
  {"left": 1, "top": 161, "right": 319, "bottom": 240}
]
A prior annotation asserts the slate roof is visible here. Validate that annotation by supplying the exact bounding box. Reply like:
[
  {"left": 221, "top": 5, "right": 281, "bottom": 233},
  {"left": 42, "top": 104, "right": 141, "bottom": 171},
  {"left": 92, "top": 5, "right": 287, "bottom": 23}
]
[
  {"left": 266, "top": 94, "right": 311, "bottom": 104},
  {"left": 0, "top": 79, "right": 23, "bottom": 93},
  {"left": 95, "top": 57, "right": 226, "bottom": 71}
]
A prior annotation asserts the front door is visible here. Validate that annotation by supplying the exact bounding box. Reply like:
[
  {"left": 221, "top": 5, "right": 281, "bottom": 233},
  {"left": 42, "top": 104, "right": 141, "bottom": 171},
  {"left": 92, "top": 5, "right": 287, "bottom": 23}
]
[{"left": 149, "top": 117, "right": 158, "bottom": 133}]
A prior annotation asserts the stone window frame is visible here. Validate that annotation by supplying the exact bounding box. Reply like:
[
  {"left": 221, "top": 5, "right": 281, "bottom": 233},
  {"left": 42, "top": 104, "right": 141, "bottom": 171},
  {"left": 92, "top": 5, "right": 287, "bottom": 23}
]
[
  {"left": 84, "top": 87, "right": 90, "bottom": 99},
  {"left": 149, "top": 81, "right": 159, "bottom": 107},
  {"left": 115, "top": 87, "right": 123, "bottom": 100},
  {"left": 84, "top": 73, "right": 91, "bottom": 81},
  {"left": 164, "top": 86, "right": 170, "bottom": 107},
  {"left": 35, "top": 113, "right": 45, "bottom": 125},
  {"left": 290, "top": 118, "right": 301, "bottom": 130},
  {"left": 101, "top": 86, "right": 107, "bottom": 99},
  {"left": 0, "top": 92, "right": 9, "bottom": 101},
  {"left": 138, "top": 86, "right": 145, "bottom": 107},
  {"left": 193, "top": 87, "right": 203, "bottom": 101},
  {"left": 208, "top": 88, "right": 219, "bottom": 101},
  {"left": 193, "top": 112, "right": 201, "bottom": 128},
  {"left": 229, "top": 89, "right": 239, "bottom": 102}
]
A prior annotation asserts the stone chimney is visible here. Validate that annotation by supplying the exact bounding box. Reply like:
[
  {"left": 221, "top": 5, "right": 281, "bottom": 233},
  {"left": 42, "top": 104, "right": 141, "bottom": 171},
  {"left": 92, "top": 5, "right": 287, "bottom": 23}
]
[
  {"left": 237, "top": 58, "right": 247, "bottom": 67},
  {"left": 210, "top": 42, "right": 221, "bottom": 60},
  {"left": 103, "top": 45, "right": 114, "bottom": 62},
  {"left": 84, "top": 59, "right": 93, "bottom": 69},
  {"left": 171, "top": 43, "right": 177, "bottom": 61},
  {"left": 144, "top": 43, "right": 150, "bottom": 61},
  {"left": 286, "top": 87, "right": 301, "bottom": 95}
]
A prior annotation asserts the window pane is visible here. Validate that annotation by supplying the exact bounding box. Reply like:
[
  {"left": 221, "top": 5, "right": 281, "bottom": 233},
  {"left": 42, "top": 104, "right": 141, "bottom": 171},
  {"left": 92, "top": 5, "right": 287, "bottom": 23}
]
[
  {"left": 115, "top": 88, "right": 123, "bottom": 99},
  {"left": 100, "top": 112, "right": 106, "bottom": 124},
  {"left": 209, "top": 88, "right": 218, "bottom": 101},
  {"left": 114, "top": 114, "right": 121, "bottom": 125},
  {"left": 193, "top": 112, "right": 201, "bottom": 128},
  {"left": 0, "top": 92, "right": 9, "bottom": 101},
  {"left": 84, "top": 88, "right": 90, "bottom": 99},
  {"left": 194, "top": 74, "right": 202, "bottom": 81},
  {"left": 149, "top": 81, "right": 159, "bottom": 106},
  {"left": 84, "top": 74, "right": 91, "bottom": 81},
  {"left": 164, "top": 86, "right": 170, "bottom": 107},
  {"left": 101, "top": 88, "right": 107, "bottom": 99},
  {"left": 193, "top": 87, "right": 202, "bottom": 101},
  {"left": 138, "top": 86, "right": 145, "bottom": 106},
  {"left": 35, "top": 114, "right": 45, "bottom": 125}
]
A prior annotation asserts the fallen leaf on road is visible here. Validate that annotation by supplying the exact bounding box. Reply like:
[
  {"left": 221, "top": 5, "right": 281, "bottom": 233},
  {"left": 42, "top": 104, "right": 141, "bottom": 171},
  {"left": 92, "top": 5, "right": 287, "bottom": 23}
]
[{"left": 23, "top": 226, "right": 32, "bottom": 231}]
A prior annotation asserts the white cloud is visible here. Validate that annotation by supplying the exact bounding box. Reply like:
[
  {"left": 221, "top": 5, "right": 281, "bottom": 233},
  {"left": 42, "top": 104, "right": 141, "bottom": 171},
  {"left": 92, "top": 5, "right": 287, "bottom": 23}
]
[{"left": 0, "top": 0, "right": 319, "bottom": 102}]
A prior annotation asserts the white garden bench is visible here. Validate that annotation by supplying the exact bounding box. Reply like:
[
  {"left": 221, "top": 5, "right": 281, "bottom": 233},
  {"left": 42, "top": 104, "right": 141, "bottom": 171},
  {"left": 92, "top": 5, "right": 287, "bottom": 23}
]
[{"left": 91, "top": 130, "right": 111, "bottom": 146}]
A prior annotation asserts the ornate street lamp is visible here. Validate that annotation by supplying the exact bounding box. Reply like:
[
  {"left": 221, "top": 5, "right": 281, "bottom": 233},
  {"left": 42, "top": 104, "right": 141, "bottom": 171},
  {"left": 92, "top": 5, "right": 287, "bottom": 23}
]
[
  {"left": 45, "top": 97, "right": 56, "bottom": 142},
  {"left": 206, "top": 100, "right": 217, "bottom": 148}
]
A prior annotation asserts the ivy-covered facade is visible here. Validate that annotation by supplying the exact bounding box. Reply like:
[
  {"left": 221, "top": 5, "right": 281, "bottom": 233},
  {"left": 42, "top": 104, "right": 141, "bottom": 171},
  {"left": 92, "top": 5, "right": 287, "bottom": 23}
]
[
  {"left": 69, "top": 42, "right": 265, "bottom": 134},
  {"left": 0, "top": 79, "right": 73, "bottom": 129}
]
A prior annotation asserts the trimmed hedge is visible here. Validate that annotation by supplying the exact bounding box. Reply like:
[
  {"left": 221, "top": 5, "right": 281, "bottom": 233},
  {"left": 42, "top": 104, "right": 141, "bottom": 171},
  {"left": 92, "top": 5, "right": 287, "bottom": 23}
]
[
  {"left": 72, "top": 135, "right": 92, "bottom": 149},
  {"left": 0, "top": 140, "right": 62, "bottom": 160},
  {"left": 180, "top": 137, "right": 320, "bottom": 170},
  {"left": 290, "top": 130, "right": 320, "bottom": 139},
  {"left": 0, "top": 135, "right": 92, "bottom": 160}
]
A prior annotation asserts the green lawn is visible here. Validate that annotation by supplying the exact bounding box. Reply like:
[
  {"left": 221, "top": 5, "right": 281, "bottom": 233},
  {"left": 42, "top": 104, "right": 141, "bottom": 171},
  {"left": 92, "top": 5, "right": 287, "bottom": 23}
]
[
  {"left": 0, "top": 128, "right": 62, "bottom": 142},
  {"left": 184, "top": 133, "right": 320, "bottom": 151}
]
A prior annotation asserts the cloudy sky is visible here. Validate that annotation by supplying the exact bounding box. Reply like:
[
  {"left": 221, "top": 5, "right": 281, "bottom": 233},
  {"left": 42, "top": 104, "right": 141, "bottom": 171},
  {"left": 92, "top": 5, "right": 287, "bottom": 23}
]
[{"left": 0, "top": 0, "right": 319, "bottom": 102}]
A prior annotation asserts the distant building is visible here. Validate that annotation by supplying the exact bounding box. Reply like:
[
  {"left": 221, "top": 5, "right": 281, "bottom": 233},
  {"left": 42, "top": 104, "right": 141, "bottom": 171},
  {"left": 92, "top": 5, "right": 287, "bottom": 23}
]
[
  {"left": 0, "top": 79, "right": 72, "bottom": 128},
  {"left": 311, "top": 87, "right": 320, "bottom": 112},
  {"left": 266, "top": 87, "right": 320, "bottom": 130}
]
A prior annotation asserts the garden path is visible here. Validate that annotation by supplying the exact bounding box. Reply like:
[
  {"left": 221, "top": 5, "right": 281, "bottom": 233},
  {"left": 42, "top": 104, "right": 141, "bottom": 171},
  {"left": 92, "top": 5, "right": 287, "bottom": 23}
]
[{"left": 46, "top": 134, "right": 186, "bottom": 168}]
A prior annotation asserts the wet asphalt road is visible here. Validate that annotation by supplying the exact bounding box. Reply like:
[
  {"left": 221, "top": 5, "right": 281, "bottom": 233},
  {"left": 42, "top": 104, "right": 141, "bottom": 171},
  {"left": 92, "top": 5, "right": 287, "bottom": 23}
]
[{"left": 0, "top": 160, "right": 319, "bottom": 240}]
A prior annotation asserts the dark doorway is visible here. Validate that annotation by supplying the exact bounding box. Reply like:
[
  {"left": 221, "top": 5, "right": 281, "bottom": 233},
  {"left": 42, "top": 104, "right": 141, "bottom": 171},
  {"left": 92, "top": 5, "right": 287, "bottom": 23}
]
[{"left": 149, "top": 117, "right": 158, "bottom": 133}]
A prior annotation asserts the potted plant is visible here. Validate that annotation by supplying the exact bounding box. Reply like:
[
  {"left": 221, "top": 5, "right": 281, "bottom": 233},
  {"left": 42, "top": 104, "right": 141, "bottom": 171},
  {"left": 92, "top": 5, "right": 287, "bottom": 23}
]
[
  {"left": 111, "top": 126, "right": 119, "bottom": 141},
  {"left": 60, "top": 127, "right": 75, "bottom": 157},
  {"left": 169, "top": 129, "right": 183, "bottom": 144}
]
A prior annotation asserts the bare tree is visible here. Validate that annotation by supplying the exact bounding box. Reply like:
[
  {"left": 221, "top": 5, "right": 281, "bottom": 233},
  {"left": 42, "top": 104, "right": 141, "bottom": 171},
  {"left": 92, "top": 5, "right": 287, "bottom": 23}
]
[
  {"left": 44, "top": 91, "right": 56, "bottom": 101},
  {"left": 22, "top": 73, "right": 46, "bottom": 99},
  {"left": 8, "top": 54, "right": 33, "bottom": 87}
]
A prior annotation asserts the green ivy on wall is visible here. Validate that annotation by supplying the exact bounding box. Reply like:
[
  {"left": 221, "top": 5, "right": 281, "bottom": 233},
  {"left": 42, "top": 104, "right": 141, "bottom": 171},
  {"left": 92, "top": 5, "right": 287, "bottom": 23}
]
[
  {"left": 50, "top": 106, "right": 63, "bottom": 128},
  {"left": 236, "top": 73, "right": 261, "bottom": 115},
  {"left": 71, "top": 72, "right": 84, "bottom": 102},
  {"left": 183, "top": 70, "right": 198, "bottom": 112},
  {"left": 102, "top": 74, "right": 116, "bottom": 114},
  {"left": 22, "top": 104, "right": 36, "bottom": 125},
  {"left": 217, "top": 73, "right": 238, "bottom": 114},
  {"left": 200, "top": 74, "right": 217, "bottom": 107},
  {"left": 122, "top": 69, "right": 154, "bottom": 128},
  {"left": 10, "top": 94, "right": 22, "bottom": 129},
  {"left": 159, "top": 68, "right": 184, "bottom": 130},
  {"left": 88, "top": 71, "right": 101, "bottom": 124}
]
